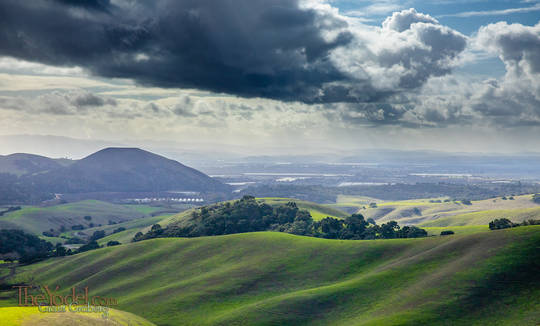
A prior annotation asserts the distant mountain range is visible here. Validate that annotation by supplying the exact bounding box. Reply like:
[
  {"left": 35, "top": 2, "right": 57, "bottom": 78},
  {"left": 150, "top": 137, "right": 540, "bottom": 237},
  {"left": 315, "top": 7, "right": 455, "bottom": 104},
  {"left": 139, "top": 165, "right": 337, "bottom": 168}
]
[{"left": 0, "top": 148, "right": 230, "bottom": 203}]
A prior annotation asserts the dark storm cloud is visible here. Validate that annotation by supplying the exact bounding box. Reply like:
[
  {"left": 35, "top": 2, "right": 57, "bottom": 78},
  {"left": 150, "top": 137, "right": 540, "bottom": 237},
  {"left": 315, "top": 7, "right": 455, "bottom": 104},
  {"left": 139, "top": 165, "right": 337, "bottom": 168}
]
[
  {"left": 9, "top": 1, "right": 535, "bottom": 130},
  {"left": 0, "top": 0, "right": 359, "bottom": 103},
  {"left": 54, "top": 0, "right": 111, "bottom": 12}
]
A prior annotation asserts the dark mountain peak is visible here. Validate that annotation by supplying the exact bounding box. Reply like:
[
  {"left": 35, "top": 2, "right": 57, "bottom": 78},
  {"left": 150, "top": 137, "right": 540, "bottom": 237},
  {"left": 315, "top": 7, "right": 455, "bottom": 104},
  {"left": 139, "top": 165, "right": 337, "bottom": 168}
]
[
  {"left": 92, "top": 147, "right": 147, "bottom": 154},
  {"left": 84, "top": 147, "right": 160, "bottom": 159},
  {"left": 78, "top": 147, "right": 177, "bottom": 168},
  {"left": 39, "top": 147, "right": 231, "bottom": 193}
]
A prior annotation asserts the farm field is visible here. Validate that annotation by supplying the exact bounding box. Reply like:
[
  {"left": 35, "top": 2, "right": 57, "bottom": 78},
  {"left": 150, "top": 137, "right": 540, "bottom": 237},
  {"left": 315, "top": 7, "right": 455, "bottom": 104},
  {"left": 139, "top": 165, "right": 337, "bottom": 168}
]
[{"left": 1, "top": 226, "right": 539, "bottom": 326}]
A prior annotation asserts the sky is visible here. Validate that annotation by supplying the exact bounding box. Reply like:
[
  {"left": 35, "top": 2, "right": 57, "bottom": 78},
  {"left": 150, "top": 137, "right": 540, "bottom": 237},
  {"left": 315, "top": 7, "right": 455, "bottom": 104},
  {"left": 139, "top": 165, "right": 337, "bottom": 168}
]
[{"left": 0, "top": 0, "right": 539, "bottom": 158}]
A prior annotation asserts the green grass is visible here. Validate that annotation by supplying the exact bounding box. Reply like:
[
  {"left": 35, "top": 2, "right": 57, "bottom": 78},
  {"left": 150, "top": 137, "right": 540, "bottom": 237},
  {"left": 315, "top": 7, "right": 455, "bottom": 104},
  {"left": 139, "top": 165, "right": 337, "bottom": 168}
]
[
  {"left": 0, "top": 200, "right": 163, "bottom": 236},
  {"left": 0, "top": 306, "right": 155, "bottom": 325},
  {"left": 2, "top": 226, "right": 539, "bottom": 325},
  {"left": 151, "top": 209, "right": 195, "bottom": 228},
  {"left": 38, "top": 236, "right": 65, "bottom": 245}
]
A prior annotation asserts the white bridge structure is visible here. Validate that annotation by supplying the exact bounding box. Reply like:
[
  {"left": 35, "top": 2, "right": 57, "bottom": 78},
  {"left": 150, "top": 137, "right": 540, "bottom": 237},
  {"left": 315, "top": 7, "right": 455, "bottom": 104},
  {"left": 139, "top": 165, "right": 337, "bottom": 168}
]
[{"left": 127, "top": 197, "right": 204, "bottom": 203}]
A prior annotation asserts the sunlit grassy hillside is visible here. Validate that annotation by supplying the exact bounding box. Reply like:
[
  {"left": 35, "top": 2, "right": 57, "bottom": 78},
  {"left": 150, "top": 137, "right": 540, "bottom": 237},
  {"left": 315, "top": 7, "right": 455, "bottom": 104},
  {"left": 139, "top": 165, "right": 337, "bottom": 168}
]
[
  {"left": 0, "top": 306, "right": 155, "bottom": 325},
  {"left": 342, "top": 194, "right": 540, "bottom": 226},
  {"left": 2, "top": 227, "right": 539, "bottom": 325}
]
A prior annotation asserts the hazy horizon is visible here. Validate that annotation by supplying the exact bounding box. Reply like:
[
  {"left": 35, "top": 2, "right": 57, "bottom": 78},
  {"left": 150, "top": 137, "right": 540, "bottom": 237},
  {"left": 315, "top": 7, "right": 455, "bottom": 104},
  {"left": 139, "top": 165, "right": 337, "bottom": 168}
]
[{"left": 3, "top": 134, "right": 540, "bottom": 162}]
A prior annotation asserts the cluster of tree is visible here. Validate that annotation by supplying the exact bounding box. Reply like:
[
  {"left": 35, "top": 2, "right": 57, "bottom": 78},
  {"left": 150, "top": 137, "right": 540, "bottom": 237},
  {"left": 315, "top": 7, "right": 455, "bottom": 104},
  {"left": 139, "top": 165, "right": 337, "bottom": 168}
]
[
  {"left": 133, "top": 196, "right": 428, "bottom": 242},
  {"left": 533, "top": 194, "right": 540, "bottom": 204},
  {"left": 89, "top": 230, "right": 106, "bottom": 241},
  {"left": 108, "top": 219, "right": 127, "bottom": 225},
  {"left": 64, "top": 237, "right": 85, "bottom": 244},
  {"left": 0, "top": 226, "right": 127, "bottom": 263},
  {"left": 67, "top": 237, "right": 121, "bottom": 254},
  {"left": 77, "top": 240, "right": 101, "bottom": 253},
  {"left": 112, "top": 227, "right": 126, "bottom": 234},
  {"left": 489, "top": 218, "right": 540, "bottom": 230},
  {"left": 0, "top": 229, "right": 54, "bottom": 263},
  {"left": 279, "top": 217, "right": 427, "bottom": 240},
  {"left": 41, "top": 219, "right": 107, "bottom": 238},
  {"left": 0, "top": 206, "right": 21, "bottom": 216},
  {"left": 42, "top": 228, "right": 60, "bottom": 237}
]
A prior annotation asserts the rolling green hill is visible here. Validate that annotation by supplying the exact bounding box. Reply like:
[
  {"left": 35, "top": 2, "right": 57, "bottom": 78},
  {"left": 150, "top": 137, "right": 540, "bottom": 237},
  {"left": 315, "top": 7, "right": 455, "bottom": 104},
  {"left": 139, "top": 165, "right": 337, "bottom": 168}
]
[
  {"left": 344, "top": 194, "right": 540, "bottom": 227},
  {"left": 419, "top": 207, "right": 540, "bottom": 227},
  {"left": 2, "top": 227, "right": 539, "bottom": 325},
  {"left": 0, "top": 200, "right": 162, "bottom": 236}
]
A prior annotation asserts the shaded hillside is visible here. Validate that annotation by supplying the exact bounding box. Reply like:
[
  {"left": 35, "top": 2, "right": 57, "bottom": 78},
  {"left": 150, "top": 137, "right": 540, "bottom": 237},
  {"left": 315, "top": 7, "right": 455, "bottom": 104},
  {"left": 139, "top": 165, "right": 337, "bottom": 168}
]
[
  {"left": 26, "top": 148, "right": 231, "bottom": 194},
  {"left": 0, "top": 153, "right": 62, "bottom": 176},
  {"left": 4, "top": 227, "right": 539, "bottom": 325}
]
